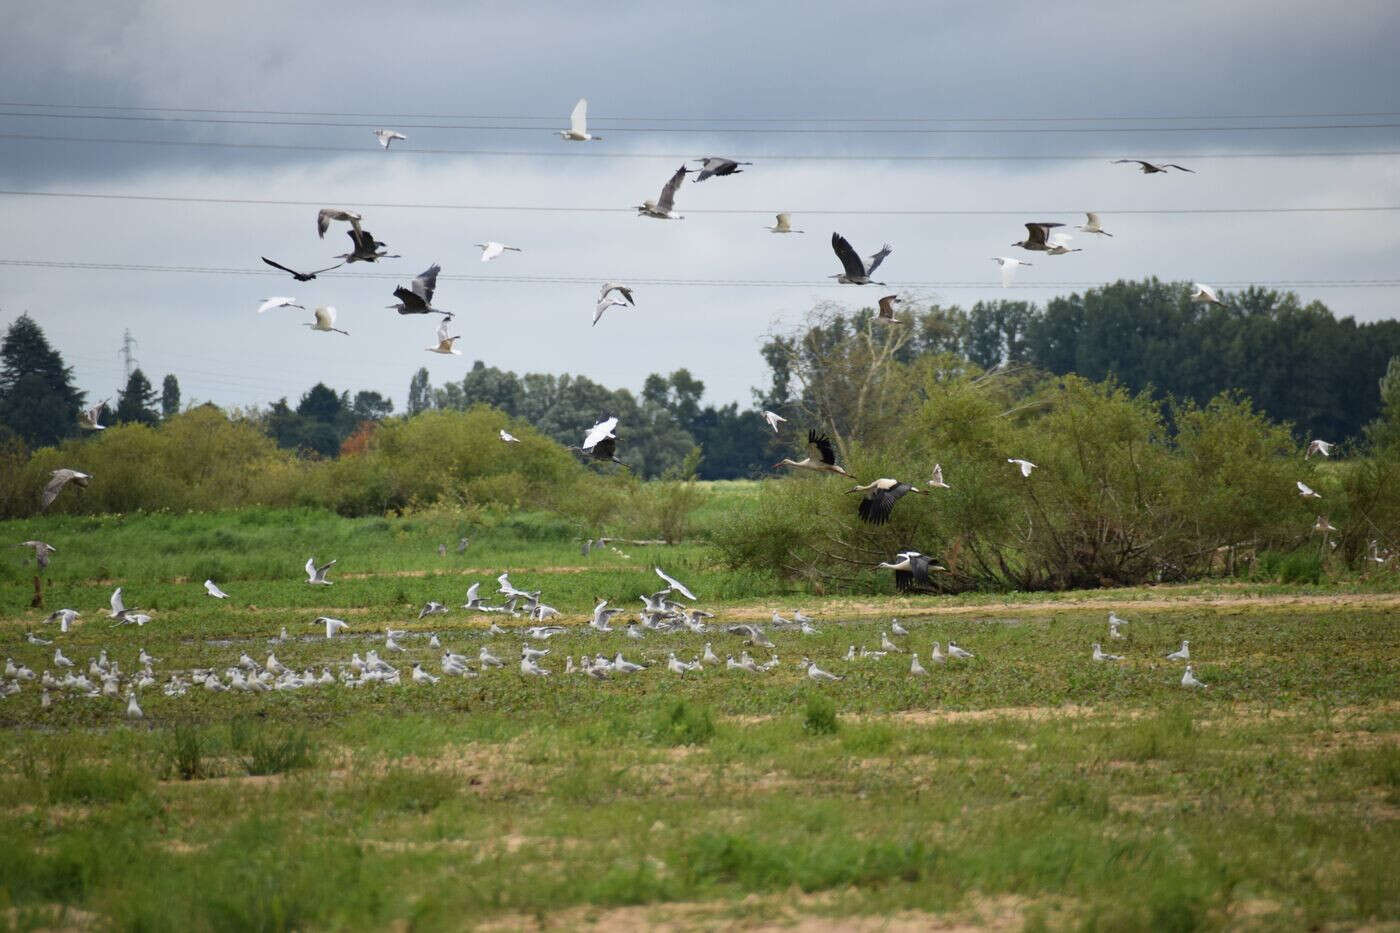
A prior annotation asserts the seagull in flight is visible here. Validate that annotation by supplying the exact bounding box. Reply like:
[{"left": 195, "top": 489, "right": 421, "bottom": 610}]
[
  {"left": 830, "top": 233, "right": 892, "bottom": 285},
  {"left": 204, "top": 579, "right": 230, "bottom": 599},
  {"left": 261, "top": 257, "right": 342, "bottom": 282},
  {"left": 374, "top": 129, "right": 407, "bottom": 149},
  {"left": 390, "top": 265, "right": 450, "bottom": 315},
  {"left": 594, "top": 296, "right": 629, "bottom": 327},
  {"left": 317, "top": 208, "right": 362, "bottom": 238},
  {"left": 558, "top": 98, "right": 601, "bottom": 141},
  {"left": 305, "top": 557, "right": 336, "bottom": 585},
  {"left": 1297, "top": 481, "right": 1321, "bottom": 499},
  {"left": 257, "top": 297, "right": 305, "bottom": 314},
  {"left": 927, "top": 463, "right": 950, "bottom": 489},
  {"left": 992, "top": 257, "right": 1032, "bottom": 288},
  {"left": 1009, "top": 458, "right": 1036, "bottom": 478},
  {"left": 19, "top": 540, "right": 56, "bottom": 569},
  {"left": 45, "top": 608, "right": 79, "bottom": 632},
  {"left": 1306, "top": 439, "right": 1334, "bottom": 459},
  {"left": 42, "top": 469, "right": 90, "bottom": 510},
  {"left": 599, "top": 283, "right": 635, "bottom": 306},
  {"left": 476, "top": 241, "right": 523, "bottom": 262},
  {"left": 305, "top": 306, "right": 349, "bottom": 335},
  {"left": 426, "top": 320, "right": 462, "bottom": 355},
  {"left": 1190, "top": 283, "right": 1225, "bottom": 306},
  {"left": 1077, "top": 212, "right": 1113, "bottom": 237},
  {"left": 79, "top": 399, "right": 108, "bottom": 430},
  {"left": 636, "top": 165, "right": 689, "bottom": 219},
  {"left": 767, "top": 212, "right": 804, "bottom": 234},
  {"left": 761, "top": 410, "right": 787, "bottom": 432},
  {"left": 655, "top": 566, "right": 696, "bottom": 600},
  {"left": 317, "top": 616, "right": 348, "bottom": 638},
  {"left": 1114, "top": 159, "right": 1195, "bottom": 174}
]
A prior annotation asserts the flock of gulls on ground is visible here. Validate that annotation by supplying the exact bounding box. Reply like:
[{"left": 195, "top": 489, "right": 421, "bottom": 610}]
[
  {"left": 4, "top": 100, "right": 1375, "bottom": 717},
  {"left": 6, "top": 557, "right": 1220, "bottom": 719}
]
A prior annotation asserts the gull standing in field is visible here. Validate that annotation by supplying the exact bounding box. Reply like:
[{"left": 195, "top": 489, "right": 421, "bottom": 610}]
[
  {"left": 1092, "top": 643, "right": 1124, "bottom": 662},
  {"left": 803, "top": 658, "right": 843, "bottom": 682},
  {"left": 257, "top": 297, "right": 305, "bottom": 315},
  {"left": 125, "top": 689, "right": 143, "bottom": 719},
  {"left": 79, "top": 399, "right": 109, "bottom": 430},
  {"left": 1077, "top": 212, "right": 1113, "bottom": 236},
  {"left": 520, "top": 654, "right": 551, "bottom": 676},
  {"left": 1109, "top": 618, "right": 1125, "bottom": 640},
  {"left": 558, "top": 98, "right": 602, "bottom": 141},
  {"left": 1306, "top": 439, "right": 1334, "bottom": 459},
  {"left": 929, "top": 642, "right": 947, "bottom": 665},
  {"left": 880, "top": 631, "right": 902, "bottom": 653},
  {"left": 667, "top": 652, "right": 690, "bottom": 676},
  {"left": 655, "top": 567, "right": 696, "bottom": 600},
  {"left": 54, "top": 648, "right": 74, "bottom": 668},
  {"left": 412, "top": 663, "right": 439, "bottom": 685},
  {"left": 305, "top": 557, "right": 336, "bottom": 585},
  {"left": 767, "top": 212, "right": 804, "bottom": 233},
  {"left": 478, "top": 646, "right": 504, "bottom": 669},
  {"left": 477, "top": 241, "right": 522, "bottom": 262},
  {"left": 261, "top": 257, "right": 342, "bottom": 282},
  {"left": 19, "top": 540, "right": 56, "bottom": 570},
  {"left": 373, "top": 129, "right": 407, "bottom": 149},
  {"left": 499, "top": 430, "right": 520, "bottom": 443},
  {"left": 910, "top": 653, "right": 928, "bottom": 676},
  {"left": 891, "top": 619, "right": 910, "bottom": 636},
  {"left": 1297, "top": 481, "right": 1321, "bottom": 499},
  {"left": 1009, "top": 458, "right": 1036, "bottom": 478},
  {"left": 1181, "top": 664, "right": 1207, "bottom": 689},
  {"left": 1190, "top": 283, "right": 1225, "bottom": 306},
  {"left": 204, "top": 579, "right": 230, "bottom": 599},
  {"left": 947, "top": 641, "right": 975, "bottom": 660},
  {"left": 426, "top": 319, "right": 462, "bottom": 355},
  {"left": 636, "top": 165, "right": 690, "bottom": 219},
  {"left": 43, "top": 469, "right": 91, "bottom": 510},
  {"left": 27, "top": 632, "right": 52, "bottom": 645},
  {"left": 992, "top": 257, "right": 1032, "bottom": 288},
  {"left": 1114, "top": 159, "right": 1195, "bottom": 174},
  {"left": 1165, "top": 640, "right": 1190, "bottom": 661},
  {"left": 762, "top": 410, "right": 787, "bottom": 432},
  {"left": 830, "top": 233, "right": 892, "bottom": 285},
  {"left": 305, "top": 306, "right": 349, "bottom": 335}
]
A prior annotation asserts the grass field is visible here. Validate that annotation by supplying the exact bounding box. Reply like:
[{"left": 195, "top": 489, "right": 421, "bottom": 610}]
[{"left": 1, "top": 504, "right": 1397, "bottom": 930}]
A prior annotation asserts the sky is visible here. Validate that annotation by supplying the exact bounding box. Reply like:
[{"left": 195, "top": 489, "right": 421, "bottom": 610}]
[{"left": 1, "top": 0, "right": 1398, "bottom": 413}]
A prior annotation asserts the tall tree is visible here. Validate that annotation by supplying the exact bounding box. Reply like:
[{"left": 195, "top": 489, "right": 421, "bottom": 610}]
[
  {"left": 407, "top": 368, "right": 433, "bottom": 415},
  {"left": 351, "top": 390, "right": 393, "bottom": 421},
  {"left": 115, "top": 368, "right": 159, "bottom": 425},
  {"left": 296, "top": 383, "right": 344, "bottom": 422},
  {"left": 0, "top": 314, "right": 84, "bottom": 447},
  {"left": 160, "top": 374, "right": 181, "bottom": 418}
]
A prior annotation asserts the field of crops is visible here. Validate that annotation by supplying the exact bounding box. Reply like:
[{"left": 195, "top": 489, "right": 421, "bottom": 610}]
[{"left": 1, "top": 504, "right": 1397, "bottom": 930}]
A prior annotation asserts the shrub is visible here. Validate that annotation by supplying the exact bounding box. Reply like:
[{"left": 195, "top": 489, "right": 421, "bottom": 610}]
[
  {"left": 803, "top": 695, "right": 839, "bottom": 735},
  {"left": 650, "top": 700, "right": 715, "bottom": 746}
]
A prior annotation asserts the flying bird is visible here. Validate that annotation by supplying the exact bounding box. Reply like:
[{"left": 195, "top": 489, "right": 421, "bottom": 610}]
[
  {"left": 257, "top": 297, "right": 304, "bottom": 314},
  {"left": 477, "top": 242, "right": 522, "bottom": 262},
  {"left": 305, "top": 557, "right": 336, "bottom": 585},
  {"left": 1012, "top": 222, "right": 1064, "bottom": 252},
  {"left": 636, "top": 165, "right": 689, "bottom": 219},
  {"left": 426, "top": 320, "right": 462, "bottom": 355},
  {"left": 927, "top": 463, "right": 950, "bottom": 489},
  {"left": 1113, "top": 159, "right": 1195, "bottom": 174},
  {"left": 1305, "top": 439, "right": 1334, "bottom": 459},
  {"left": 830, "top": 233, "right": 892, "bottom": 285},
  {"left": 766, "top": 213, "right": 803, "bottom": 234},
  {"left": 335, "top": 227, "right": 399, "bottom": 264},
  {"left": 992, "top": 257, "right": 1032, "bottom": 288},
  {"left": 775, "top": 430, "right": 852, "bottom": 477},
  {"left": 848, "top": 478, "right": 925, "bottom": 525},
  {"left": 599, "top": 283, "right": 635, "bottom": 306},
  {"left": 305, "top": 306, "right": 348, "bottom": 335},
  {"left": 570, "top": 415, "right": 627, "bottom": 467},
  {"left": 261, "top": 257, "right": 342, "bottom": 282},
  {"left": 875, "top": 295, "right": 901, "bottom": 323},
  {"left": 389, "top": 265, "right": 449, "bottom": 315},
  {"left": 1077, "top": 212, "right": 1113, "bottom": 236},
  {"left": 1008, "top": 458, "right": 1036, "bottom": 478},
  {"left": 373, "top": 129, "right": 407, "bottom": 149},
  {"left": 691, "top": 156, "right": 752, "bottom": 182},
  {"left": 19, "top": 540, "right": 56, "bottom": 570},
  {"left": 558, "top": 98, "right": 601, "bottom": 141},
  {"left": 593, "top": 296, "right": 629, "bottom": 327},
  {"left": 79, "top": 399, "right": 108, "bottom": 430},
  {"left": 655, "top": 566, "right": 696, "bottom": 601},
  {"left": 1314, "top": 515, "right": 1339, "bottom": 534},
  {"left": 317, "top": 616, "right": 348, "bottom": 638},
  {"left": 761, "top": 410, "right": 787, "bottom": 432},
  {"left": 42, "top": 469, "right": 90, "bottom": 510},
  {"left": 1190, "top": 283, "right": 1225, "bottom": 306},
  {"left": 1297, "top": 481, "right": 1321, "bottom": 499},
  {"left": 317, "top": 208, "right": 362, "bottom": 239},
  {"left": 1045, "top": 231, "right": 1082, "bottom": 255}
]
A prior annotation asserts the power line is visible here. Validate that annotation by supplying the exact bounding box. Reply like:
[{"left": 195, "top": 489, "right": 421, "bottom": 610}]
[
  {"left": 4, "top": 100, "right": 1399, "bottom": 123},
  {"left": 3, "top": 189, "right": 1396, "bottom": 216},
  {"left": 3, "top": 259, "right": 1397, "bottom": 290},
  {"left": 4, "top": 110, "right": 1400, "bottom": 134},
  {"left": 5, "top": 132, "right": 1397, "bottom": 163}
]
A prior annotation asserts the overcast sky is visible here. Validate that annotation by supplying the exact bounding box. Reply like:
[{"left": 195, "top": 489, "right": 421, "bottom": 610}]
[{"left": 2, "top": 0, "right": 1398, "bottom": 412}]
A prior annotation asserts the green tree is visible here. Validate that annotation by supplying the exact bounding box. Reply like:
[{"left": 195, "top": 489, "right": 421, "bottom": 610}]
[
  {"left": 160, "top": 374, "right": 181, "bottom": 418},
  {"left": 407, "top": 368, "right": 433, "bottom": 415},
  {"left": 0, "top": 314, "right": 84, "bottom": 447},
  {"left": 1365, "top": 356, "right": 1400, "bottom": 453},
  {"left": 351, "top": 390, "right": 393, "bottom": 421},
  {"left": 115, "top": 368, "right": 159, "bottom": 425}
]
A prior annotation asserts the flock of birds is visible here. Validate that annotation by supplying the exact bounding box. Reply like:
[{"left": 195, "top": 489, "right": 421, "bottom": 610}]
[{"left": 4, "top": 555, "right": 1220, "bottom": 717}]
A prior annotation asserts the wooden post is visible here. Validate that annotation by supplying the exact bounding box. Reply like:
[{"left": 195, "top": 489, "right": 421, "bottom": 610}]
[{"left": 30, "top": 575, "right": 42, "bottom": 609}]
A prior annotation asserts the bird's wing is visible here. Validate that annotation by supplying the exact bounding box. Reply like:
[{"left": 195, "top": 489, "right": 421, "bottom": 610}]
[
  {"left": 309, "top": 263, "right": 343, "bottom": 275},
  {"left": 1085, "top": 212, "right": 1101, "bottom": 226},
  {"left": 583, "top": 416, "right": 619, "bottom": 450},
  {"left": 617, "top": 286, "right": 634, "bottom": 305},
  {"left": 393, "top": 285, "right": 420, "bottom": 310},
  {"left": 261, "top": 256, "right": 301, "bottom": 276},
  {"left": 656, "top": 567, "right": 696, "bottom": 600},
  {"left": 865, "top": 244, "right": 893, "bottom": 276},
  {"left": 570, "top": 98, "right": 587, "bottom": 134},
  {"left": 592, "top": 436, "right": 617, "bottom": 460},
  {"left": 110, "top": 587, "right": 125, "bottom": 613},
  {"left": 317, "top": 209, "right": 334, "bottom": 238},
  {"left": 1113, "top": 159, "right": 1150, "bottom": 169},
  {"left": 315, "top": 306, "right": 335, "bottom": 327},
  {"left": 807, "top": 430, "right": 838, "bottom": 466},
  {"left": 656, "top": 166, "right": 688, "bottom": 212},
  {"left": 830, "top": 233, "right": 866, "bottom": 277},
  {"left": 1000, "top": 262, "right": 1013, "bottom": 287},
  {"left": 877, "top": 295, "right": 898, "bottom": 320},
  {"left": 592, "top": 299, "right": 608, "bottom": 326},
  {"left": 1164, "top": 164, "right": 1195, "bottom": 173},
  {"left": 1025, "top": 223, "right": 1050, "bottom": 245},
  {"left": 435, "top": 320, "right": 451, "bottom": 344},
  {"left": 41, "top": 470, "right": 74, "bottom": 509},
  {"left": 412, "top": 264, "right": 441, "bottom": 304}
]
